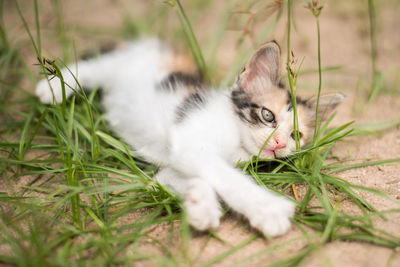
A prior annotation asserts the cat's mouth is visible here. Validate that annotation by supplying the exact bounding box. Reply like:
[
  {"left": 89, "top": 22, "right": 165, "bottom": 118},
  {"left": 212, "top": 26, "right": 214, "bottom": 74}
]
[
  {"left": 263, "top": 149, "right": 276, "bottom": 158},
  {"left": 263, "top": 148, "right": 290, "bottom": 159}
]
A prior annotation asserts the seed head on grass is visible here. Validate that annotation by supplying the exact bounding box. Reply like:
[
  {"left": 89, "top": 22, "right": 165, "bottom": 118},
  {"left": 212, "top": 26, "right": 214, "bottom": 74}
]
[
  {"left": 35, "top": 57, "right": 57, "bottom": 80},
  {"left": 304, "top": 0, "right": 323, "bottom": 18},
  {"left": 229, "top": 0, "right": 283, "bottom": 47}
]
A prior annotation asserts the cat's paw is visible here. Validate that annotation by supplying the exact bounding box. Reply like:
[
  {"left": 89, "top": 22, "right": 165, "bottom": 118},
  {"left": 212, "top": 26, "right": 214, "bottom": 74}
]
[
  {"left": 248, "top": 196, "right": 295, "bottom": 237},
  {"left": 184, "top": 181, "right": 222, "bottom": 231},
  {"left": 35, "top": 77, "right": 69, "bottom": 104}
]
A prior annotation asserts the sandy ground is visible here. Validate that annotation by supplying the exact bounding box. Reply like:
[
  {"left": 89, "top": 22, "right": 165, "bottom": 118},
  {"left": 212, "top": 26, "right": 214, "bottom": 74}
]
[{"left": 2, "top": 0, "right": 400, "bottom": 266}]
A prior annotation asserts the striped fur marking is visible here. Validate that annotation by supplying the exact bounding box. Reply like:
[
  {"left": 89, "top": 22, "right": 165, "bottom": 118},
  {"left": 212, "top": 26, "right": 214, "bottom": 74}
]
[
  {"left": 287, "top": 91, "right": 308, "bottom": 111},
  {"left": 159, "top": 72, "right": 203, "bottom": 91},
  {"left": 231, "top": 89, "right": 264, "bottom": 126},
  {"left": 175, "top": 92, "right": 207, "bottom": 123},
  {"left": 80, "top": 42, "right": 117, "bottom": 60}
]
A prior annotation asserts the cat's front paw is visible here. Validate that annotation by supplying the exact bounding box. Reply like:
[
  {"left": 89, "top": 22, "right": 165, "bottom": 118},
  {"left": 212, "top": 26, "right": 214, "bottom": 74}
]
[
  {"left": 248, "top": 196, "right": 295, "bottom": 237},
  {"left": 184, "top": 181, "right": 222, "bottom": 231}
]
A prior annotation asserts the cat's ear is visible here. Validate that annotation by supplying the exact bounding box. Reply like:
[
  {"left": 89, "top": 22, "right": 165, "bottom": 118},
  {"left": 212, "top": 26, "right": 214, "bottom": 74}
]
[
  {"left": 237, "top": 41, "right": 281, "bottom": 92},
  {"left": 306, "top": 93, "right": 345, "bottom": 121}
]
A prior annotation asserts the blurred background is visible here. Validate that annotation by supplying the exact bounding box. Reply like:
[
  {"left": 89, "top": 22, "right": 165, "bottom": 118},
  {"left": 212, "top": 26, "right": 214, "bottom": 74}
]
[{"left": 2, "top": 0, "right": 399, "bottom": 98}]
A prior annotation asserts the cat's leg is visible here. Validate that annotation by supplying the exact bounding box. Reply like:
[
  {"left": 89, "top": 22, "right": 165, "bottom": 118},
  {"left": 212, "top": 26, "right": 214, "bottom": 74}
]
[
  {"left": 172, "top": 157, "right": 295, "bottom": 237},
  {"left": 36, "top": 38, "right": 167, "bottom": 104},
  {"left": 208, "top": 164, "right": 294, "bottom": 236},
  {"left": 36, "top": 60, "right": 90, "bottom": 103},
  {"left": 156, "top": 167, "right": 222, "bottom": 231},
  {"left": 35, "top": 53, "right": 118, "bottom": 104}
]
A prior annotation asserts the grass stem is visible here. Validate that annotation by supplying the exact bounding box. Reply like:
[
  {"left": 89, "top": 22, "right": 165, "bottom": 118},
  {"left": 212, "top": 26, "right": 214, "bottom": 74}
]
[
  {"left": 286, "top": 0, "right": 300, "bottom": 151},
  {"left": 172, "top": 0, "right": 211, "bottom": 83},
  {"left": 368, "top": 0, "right": 378, "bottom": 93},
  {"left": 312, "top": 17, "right": 322, "bottom": 144}
]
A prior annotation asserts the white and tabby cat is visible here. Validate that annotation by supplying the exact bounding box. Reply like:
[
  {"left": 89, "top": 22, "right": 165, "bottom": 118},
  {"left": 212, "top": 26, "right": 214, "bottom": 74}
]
[{"left": 36, "top": 38, "right": 344, "bottom": 236}]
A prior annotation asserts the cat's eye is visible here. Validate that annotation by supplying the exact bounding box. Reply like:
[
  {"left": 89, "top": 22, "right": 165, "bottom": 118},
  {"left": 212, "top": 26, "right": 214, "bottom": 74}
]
[
  {"left": 290, "top": 131, "right": 303, "bottom": 140},
  {"left": 261, "top": 108, "right": 275, "bottom": 123}
]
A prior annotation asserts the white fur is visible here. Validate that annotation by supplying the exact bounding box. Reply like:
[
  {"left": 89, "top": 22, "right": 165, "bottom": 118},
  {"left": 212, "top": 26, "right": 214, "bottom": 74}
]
[{"left": 35, "top": 38, "right": 295, "bottom": 237}]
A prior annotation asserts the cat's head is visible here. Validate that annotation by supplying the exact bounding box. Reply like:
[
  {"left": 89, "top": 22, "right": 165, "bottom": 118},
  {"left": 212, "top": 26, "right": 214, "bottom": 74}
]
[{"left": 231, "top": 41, "right": 344, "bottom": 159}]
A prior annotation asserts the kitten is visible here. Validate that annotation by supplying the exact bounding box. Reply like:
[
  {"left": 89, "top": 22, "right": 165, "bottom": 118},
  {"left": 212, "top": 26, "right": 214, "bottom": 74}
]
[{"left": 35, "top": 38, "right": 344, "bottom": 237}]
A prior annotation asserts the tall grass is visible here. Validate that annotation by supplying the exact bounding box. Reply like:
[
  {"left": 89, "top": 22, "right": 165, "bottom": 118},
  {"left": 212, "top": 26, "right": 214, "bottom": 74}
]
[
  {"left": 286, "top": 0, "right": 301, "bottom": 151},
  {"left": 306, "top": 0, "right": 323, "bottom": 144},
  {"left": 366, "top": 0, "right": 381, "bottom": 107},
  {"left": 168, "top": 0, "right": 211, "bottom": 83},
  {"left": 0, "top": 0, "right": 399, "bottom": 266}
]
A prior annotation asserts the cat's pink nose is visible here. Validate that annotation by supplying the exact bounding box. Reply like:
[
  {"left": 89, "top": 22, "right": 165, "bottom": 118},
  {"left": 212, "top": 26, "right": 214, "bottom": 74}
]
[{"left": 273, "top": 137, "right": 286, "bottom": 149}]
